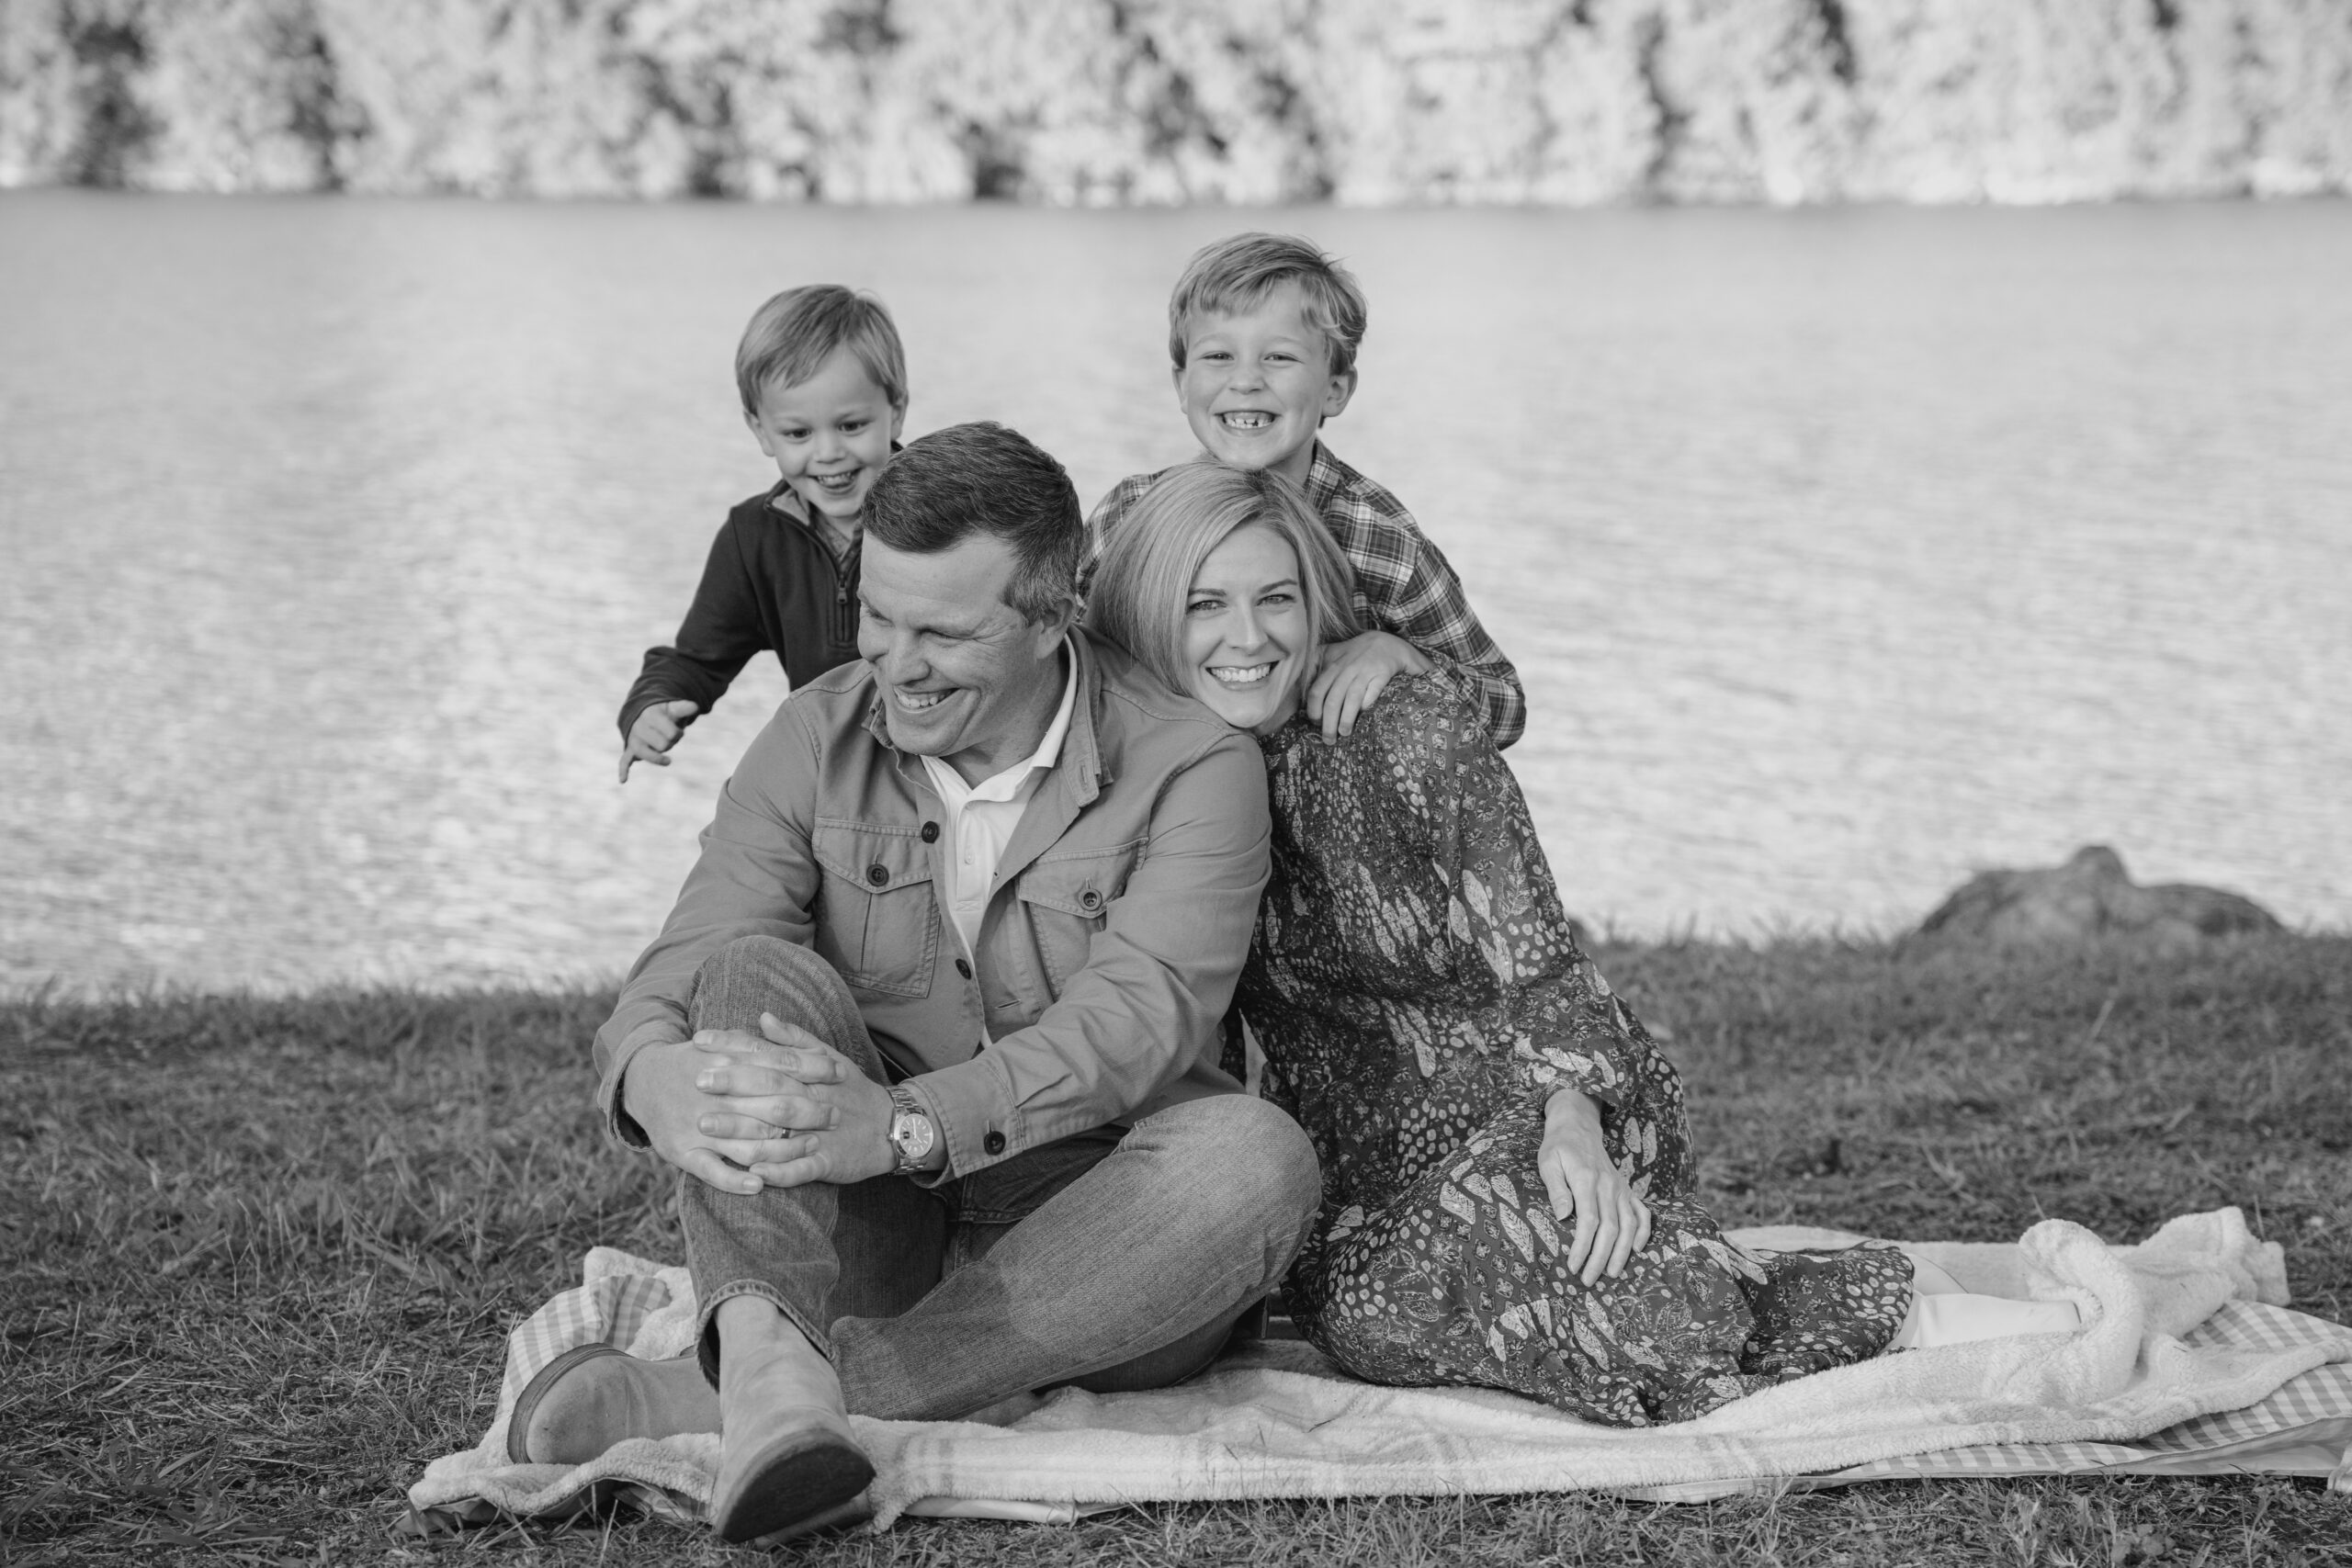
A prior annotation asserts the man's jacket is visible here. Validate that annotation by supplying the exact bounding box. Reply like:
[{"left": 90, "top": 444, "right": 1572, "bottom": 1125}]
[{"left": 594, "top": 629, "right": 1272, "bottom": 1178}]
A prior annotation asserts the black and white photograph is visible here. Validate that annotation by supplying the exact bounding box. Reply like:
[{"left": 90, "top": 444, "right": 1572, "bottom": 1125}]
[{"left": 4, "top": 1, "right": 2348, "bottom": 1562}]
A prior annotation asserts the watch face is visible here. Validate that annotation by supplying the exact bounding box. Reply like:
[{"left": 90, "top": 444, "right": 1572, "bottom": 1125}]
[{"left": 892, "top": 1108, "right": 935, "bottom": 1160}]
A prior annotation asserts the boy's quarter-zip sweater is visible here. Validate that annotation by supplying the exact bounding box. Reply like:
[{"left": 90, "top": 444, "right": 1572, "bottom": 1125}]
[{"left": 618, "top": 480, "right": 865, "bottom": 740}]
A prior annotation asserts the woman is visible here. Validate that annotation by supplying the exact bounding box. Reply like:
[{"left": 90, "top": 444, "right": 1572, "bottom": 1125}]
[{"left": 1087, "top": 463, "right": 1925, "bottom": 1425}]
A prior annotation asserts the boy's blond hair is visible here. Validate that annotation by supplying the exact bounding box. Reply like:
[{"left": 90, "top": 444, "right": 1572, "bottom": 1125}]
[
  {"left": 735, "top": 285, "right": 908, "bottom": 416},
  {"left": 1166, "top": 233, "right": 1369, "bottom": 378}
]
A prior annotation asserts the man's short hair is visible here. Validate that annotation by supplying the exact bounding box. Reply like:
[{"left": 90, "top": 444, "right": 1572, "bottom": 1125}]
[
  {"left": 1086, "top": 463, "right": 1361, "bottom": 699},
  {"left": 1167, "top": 232, "right": 1369, "bottom": 378},
  {"left": 735, "top": 284, "right": 908, "bottom": 416},
  {"left": 862, "top": 423, "right": 1082, "bottom": 625}
]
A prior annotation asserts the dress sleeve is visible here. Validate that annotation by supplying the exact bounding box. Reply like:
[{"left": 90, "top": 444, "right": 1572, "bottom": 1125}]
[{"left": 1383, "top": 674, "right": 1651, "bottom": 1111}]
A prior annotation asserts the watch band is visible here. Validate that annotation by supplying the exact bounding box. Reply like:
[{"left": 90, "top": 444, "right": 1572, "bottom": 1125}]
[{"left": 886, "top": 1086, "right": 936, "bottom": 1176}]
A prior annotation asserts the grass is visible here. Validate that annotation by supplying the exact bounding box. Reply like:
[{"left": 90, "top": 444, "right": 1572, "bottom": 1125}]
[{"left": 4, "top": 934, "right": 2348, "bottom": 1566}]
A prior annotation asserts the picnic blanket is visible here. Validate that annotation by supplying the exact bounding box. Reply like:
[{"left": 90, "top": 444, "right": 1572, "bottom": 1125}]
[{"left": 407, "top": 1208, "right": 2352, "bottom": 1532}]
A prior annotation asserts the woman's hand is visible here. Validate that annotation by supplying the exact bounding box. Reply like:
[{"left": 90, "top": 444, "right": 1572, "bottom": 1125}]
[{"left": 1539, "top": 1089, "right": 1652, "bottom": 1286}]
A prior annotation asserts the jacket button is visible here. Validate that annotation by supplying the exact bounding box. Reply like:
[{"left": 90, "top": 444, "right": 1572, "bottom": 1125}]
[
  {"left": 955, "top": 958, "right": 972, "bottom": 979},
  {"left": 866, "top": 863, "right": 888, "bottom": 886},
  {"left": 921, "top": 821, "right": 940, "bottom": 843},
  {"left": 1079, "top": 888, "right": 1102, "bottom": 910},
  {"left": 983, "top": 1131, "right": 1006, "bottom": 1155}
]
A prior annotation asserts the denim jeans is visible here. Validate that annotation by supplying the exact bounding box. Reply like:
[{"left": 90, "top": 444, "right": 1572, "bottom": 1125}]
[{"left": 678, "top": 935, "right": 1322, "bottom": 1422}]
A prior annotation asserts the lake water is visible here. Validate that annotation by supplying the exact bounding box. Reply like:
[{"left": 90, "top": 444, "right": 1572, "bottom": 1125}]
[{"left": 3, "top": 192, "right": 2347, "bottom": 993}]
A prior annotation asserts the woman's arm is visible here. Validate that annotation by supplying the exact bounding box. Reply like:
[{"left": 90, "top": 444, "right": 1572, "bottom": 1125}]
[
  {"left": 1385, "top": 673, "right": 1650, "bottom": 1112},
  {"left": 1364, "top": 673, "right": 1667, "bottom": 1280}
]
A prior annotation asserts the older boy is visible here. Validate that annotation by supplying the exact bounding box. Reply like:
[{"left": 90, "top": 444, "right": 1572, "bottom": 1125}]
[
  {"left": 617, "top": 286, "right": 907, "bottom": 781},
  {"left": 1082, "top": 232, "right": 1527, "bottom": 749}
]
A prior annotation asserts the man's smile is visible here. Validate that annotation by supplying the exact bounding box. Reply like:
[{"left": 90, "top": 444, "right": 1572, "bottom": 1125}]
[{"left": 893, "top": 687, "right": 951, "bottom": 712}]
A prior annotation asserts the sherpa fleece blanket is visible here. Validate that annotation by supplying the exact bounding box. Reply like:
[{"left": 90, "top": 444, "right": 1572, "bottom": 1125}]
[{"left": 408, "top": 1208, "right": 2352, "bottom": 1531}]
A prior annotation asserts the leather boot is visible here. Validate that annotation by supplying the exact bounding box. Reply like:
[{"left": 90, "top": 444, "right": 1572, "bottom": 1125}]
[
  {"left": 707, "top": 1326, "right": 874, "bottom": 1543},
  {"left": 506, "top": 1348, "right": 720, "bottom": 1466}
]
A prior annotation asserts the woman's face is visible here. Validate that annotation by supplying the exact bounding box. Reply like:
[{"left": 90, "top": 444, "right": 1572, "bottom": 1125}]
[{"left": 1182, "top": 523, "right": 1313, "bottom": 735}]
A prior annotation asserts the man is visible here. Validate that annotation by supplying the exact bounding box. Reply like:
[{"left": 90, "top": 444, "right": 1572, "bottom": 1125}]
[{"left": 540, "top": 423, "right": 1320, "bottom": 1543}]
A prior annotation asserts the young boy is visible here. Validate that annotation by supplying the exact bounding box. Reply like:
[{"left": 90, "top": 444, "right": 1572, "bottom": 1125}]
[
  {"left": 617, "top": 286, "right": 907, "bottom": 781},
  {"left": 1081, "top": 232, "right": 1526, "bottom": 749}
]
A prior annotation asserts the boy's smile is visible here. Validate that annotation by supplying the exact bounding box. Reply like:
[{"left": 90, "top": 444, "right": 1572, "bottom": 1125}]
[
  {"left": 745, "top": 345, "right": 905, "bottom": 529},
  {"left": 1172, "top": 280, "right": 1357, "bottom": 491}
]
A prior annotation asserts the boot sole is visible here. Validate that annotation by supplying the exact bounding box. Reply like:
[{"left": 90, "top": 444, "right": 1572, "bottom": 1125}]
[
  {"left": 712, "top": 1429, "right": 876, "bottom": 1544},
  {"left": 750, "top": 1492, "right": 876, "bottom": 1546}
]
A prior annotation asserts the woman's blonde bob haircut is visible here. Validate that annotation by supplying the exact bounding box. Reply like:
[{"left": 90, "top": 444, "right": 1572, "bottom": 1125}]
[{"left": 1087, "top": 463, "right": 1361, "bottom": 703}]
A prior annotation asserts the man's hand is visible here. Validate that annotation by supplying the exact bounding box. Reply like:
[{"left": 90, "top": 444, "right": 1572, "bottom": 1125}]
[
  {"left": 1538, "top": 1089, "right": 1652, "bottom": 1287},
  {"left": 618, "top": 1033, "right": 772, "bottom": 1195},
  {"left": 1304, "top": 631, "right": 1432, "bottom": 742},
  {"left": 688, "top": 1013, "right": 901, "bottom": 1189},
  {"left": 618, "top": 699, "right": 700, "bottom": 783},
  {"left": 617, "top": 1013, "right": 895, "bottom": 1192}
]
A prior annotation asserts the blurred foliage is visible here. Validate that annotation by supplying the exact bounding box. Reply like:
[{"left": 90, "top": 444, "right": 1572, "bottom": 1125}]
[{"left": 4, "top": 0, "right": 2349, "bottom": 203}]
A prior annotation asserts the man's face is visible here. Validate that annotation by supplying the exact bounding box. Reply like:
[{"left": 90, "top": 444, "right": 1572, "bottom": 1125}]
[{"left": 856, "top": 533, "right": 1069, "bottom": 779}]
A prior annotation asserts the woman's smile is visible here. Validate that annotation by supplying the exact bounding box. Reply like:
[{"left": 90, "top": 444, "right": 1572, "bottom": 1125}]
[{"left": 1184, "top": 525, "right": 1311, "bottom": 734}]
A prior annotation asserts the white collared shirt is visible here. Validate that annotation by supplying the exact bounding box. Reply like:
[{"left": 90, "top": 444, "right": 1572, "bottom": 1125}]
[{"left": 917, "top": 643, "right": 1079, "bottom": 968}]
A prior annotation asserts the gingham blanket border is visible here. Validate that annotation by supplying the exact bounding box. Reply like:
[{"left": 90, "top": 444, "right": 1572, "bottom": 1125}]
[{"left": 1807, "top": 1302, "right": 2352, "bottom": 1483}]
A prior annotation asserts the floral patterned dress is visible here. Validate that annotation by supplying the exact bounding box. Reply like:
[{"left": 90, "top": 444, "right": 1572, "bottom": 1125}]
[{"left": 1238, "top": 670, "right": 1913, "bottom": 1426}]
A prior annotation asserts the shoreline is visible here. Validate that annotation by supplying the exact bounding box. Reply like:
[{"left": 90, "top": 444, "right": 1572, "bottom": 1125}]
[{"left": 11, "top": 925, "right": 2349, "bottom": 1006}]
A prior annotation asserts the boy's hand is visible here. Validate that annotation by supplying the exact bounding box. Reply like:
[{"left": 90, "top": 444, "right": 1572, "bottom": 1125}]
[
  {"left": 618, "top": 699, "right": 699, "bottom": 783},
  {"left": 1305, "top": 631, "right": 1432, "bottom": 742}
]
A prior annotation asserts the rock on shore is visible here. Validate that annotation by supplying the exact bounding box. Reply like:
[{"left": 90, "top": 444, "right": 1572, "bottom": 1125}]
[
  {"left": 4, "top": 0, "right": 2348, "bottom": 203},
  {"left": 1913, "top": 844, "right": 2285, "bottom": 950}
]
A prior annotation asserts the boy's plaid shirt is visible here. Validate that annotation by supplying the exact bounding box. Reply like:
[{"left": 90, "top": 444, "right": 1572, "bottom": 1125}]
[{"left": 1080, "top": 444, "right": 1527, "bottom": 749}]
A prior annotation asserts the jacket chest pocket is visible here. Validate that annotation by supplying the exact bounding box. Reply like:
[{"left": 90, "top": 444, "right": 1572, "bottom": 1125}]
[
  {"left": 1015, "top": 840, "right": 1142, "bottom": 994},
  {"left": 811, "top": 819, "right": 937, "bottom": 998}
]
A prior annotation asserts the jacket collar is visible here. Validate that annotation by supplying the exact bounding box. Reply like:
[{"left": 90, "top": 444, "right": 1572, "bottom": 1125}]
[
  {"left": 863, "top": 630, "right": 1111, "bottom": 895},
  {"left": 859, "top": 627, "right": 1110, "bottom": 807}
]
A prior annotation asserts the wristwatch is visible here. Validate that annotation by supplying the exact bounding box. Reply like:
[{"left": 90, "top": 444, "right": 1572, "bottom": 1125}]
[{"left": 886, "top": 1087, "right": 936, "bottom": 1176}]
